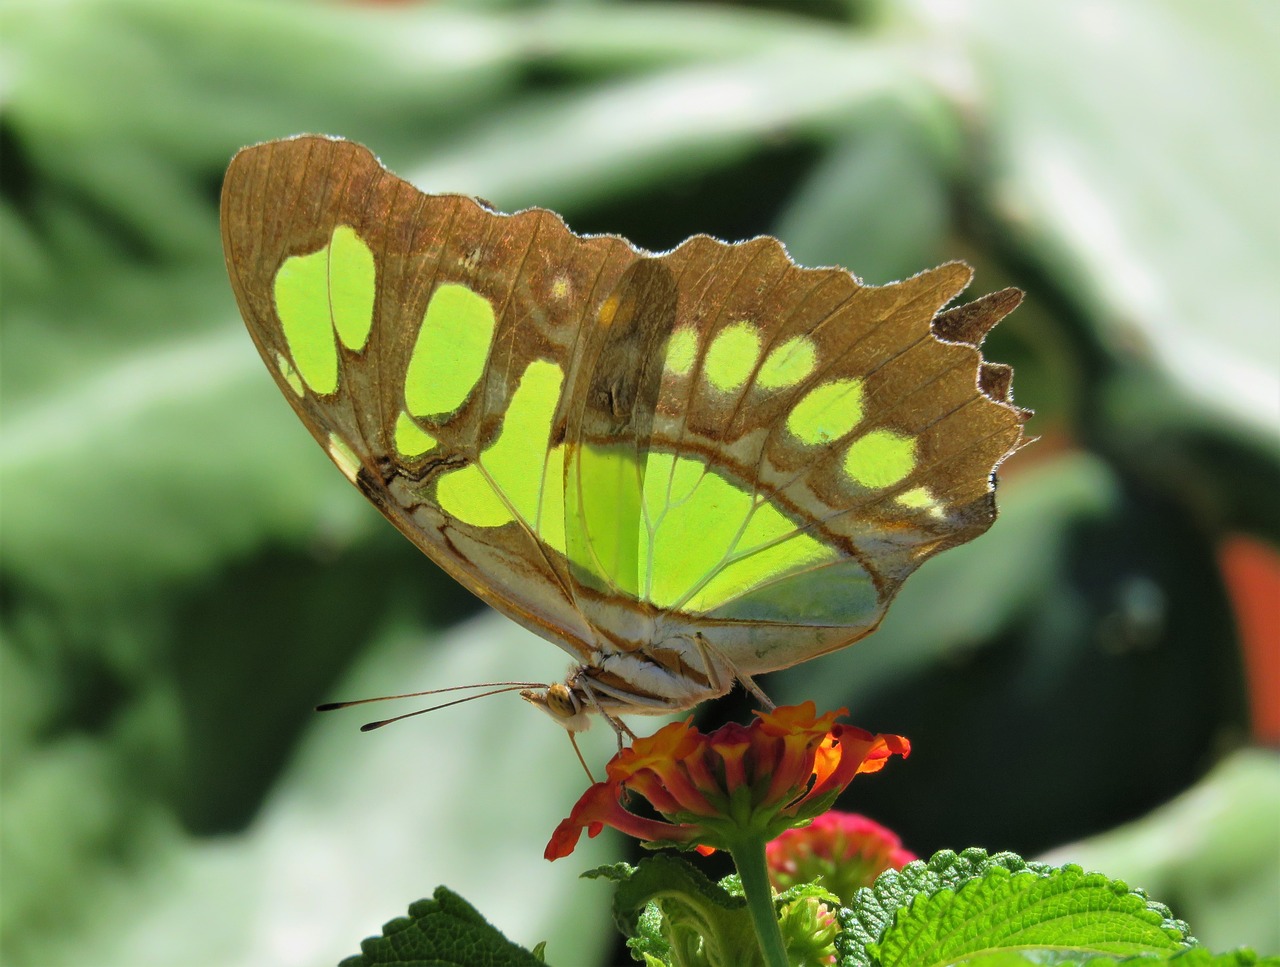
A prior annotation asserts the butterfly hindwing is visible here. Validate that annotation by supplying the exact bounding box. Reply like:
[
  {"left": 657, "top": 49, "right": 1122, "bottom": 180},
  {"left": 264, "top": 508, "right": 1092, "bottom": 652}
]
[{"left": 588, "top": 235, "right": 1028, "bottom": 671}]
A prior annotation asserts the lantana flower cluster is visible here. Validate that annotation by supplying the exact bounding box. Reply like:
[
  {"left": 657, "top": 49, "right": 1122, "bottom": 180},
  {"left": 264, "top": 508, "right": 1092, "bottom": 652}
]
[{"left": 546, "top": 702, "right": 909, "bottom": 860}]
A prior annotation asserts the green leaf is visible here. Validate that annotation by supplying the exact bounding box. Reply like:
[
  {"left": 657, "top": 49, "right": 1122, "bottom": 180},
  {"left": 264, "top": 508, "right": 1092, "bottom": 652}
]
[
  {"left": 631, "top": 900, "right": 675, "bottom": 967},
  {"left": 0, "top": 616, "right": 620, "bottom": 966},
  {"left": 838, "top": 848, "right": 1193, "bottom": 967},
  {"left": 958, "top": 950, "right": 1273, "bottom": 967},
  {"left": 512, "top": 3, "right": 846, "bottom": 77},
  {"left": 840, "top": 849, "right": 1046, "bottom": 962},
  {"left": 405, "top": 37, "right": 920, "bottom": 214},
  {"left": 908, "top": 0, "right": 1280, "bottom": 434},
  {"left": 1038, "top": 749, "right": 1280, "bottom": 955},
  {"left": 609, "top": 854, "right": 761, "bottom": 967},
  {"left": 339, "top": 887, "right": 543, "bottom": 967},
  {"left": 1144, "top": 952, "right": 1280, "bottom": 967},
  {"left": 582, "top": 861, "right": 639, "bottom": 885},
  {"left": 880, "top": 868, "right": 1188, "bottom": 964},
  {"left": 775, "top": 103, "right": 955, "bottom": 286},
  {"left": 774, "top": 880, "right": 842, "bottom": 908}
]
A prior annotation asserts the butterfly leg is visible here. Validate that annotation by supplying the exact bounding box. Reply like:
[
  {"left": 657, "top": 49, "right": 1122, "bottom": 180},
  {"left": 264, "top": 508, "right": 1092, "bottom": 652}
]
[
  {"left": 690, "top": 633, "right": 776, "bottom": 711},
  {"left": 576, "top": 675, "right": 638, "bottom": 750}
]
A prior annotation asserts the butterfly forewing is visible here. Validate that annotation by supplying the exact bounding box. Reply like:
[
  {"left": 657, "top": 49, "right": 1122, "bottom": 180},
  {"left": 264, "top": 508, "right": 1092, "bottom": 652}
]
[{"left": 223, "top": 136, "right": 641, "bottom": 659}]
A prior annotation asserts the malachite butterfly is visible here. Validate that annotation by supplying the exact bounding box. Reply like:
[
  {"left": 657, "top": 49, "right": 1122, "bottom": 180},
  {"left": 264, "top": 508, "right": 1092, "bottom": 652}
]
[{"left": 221, "top": 135, "right": 1028, "bottom": 733}]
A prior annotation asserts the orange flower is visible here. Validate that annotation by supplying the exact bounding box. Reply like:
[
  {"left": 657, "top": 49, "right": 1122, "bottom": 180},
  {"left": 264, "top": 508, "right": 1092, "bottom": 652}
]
[{"left": 545, "top": 703, "right": 909, "bottom": 861}]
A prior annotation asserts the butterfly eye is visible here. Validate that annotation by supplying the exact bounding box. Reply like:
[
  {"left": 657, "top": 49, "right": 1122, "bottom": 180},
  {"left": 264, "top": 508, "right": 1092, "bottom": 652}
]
[{"left": 545, "top": 683, "right": 580, "bottom": 719}]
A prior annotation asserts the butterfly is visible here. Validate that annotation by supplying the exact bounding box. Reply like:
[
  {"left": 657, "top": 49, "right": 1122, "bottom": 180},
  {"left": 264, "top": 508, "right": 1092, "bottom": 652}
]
[{"left": 221, "top": 135, "right": 1028, "bottom": 734}]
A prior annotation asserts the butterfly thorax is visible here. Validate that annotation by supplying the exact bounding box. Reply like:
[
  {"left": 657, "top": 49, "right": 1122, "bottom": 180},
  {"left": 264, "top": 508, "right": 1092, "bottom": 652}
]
[{"left": 520, "top": 630, "right": 737, "bottom": 734}]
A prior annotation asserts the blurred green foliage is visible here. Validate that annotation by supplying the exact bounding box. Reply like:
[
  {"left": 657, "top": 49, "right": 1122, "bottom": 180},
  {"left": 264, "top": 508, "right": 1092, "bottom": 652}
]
[{"left": 2, "top": 1, "right": 1276, "bottom": 965}]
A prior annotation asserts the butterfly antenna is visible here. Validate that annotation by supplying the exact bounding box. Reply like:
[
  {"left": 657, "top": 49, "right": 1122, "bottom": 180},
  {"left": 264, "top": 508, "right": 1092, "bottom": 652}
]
[
  {"left": 358, "top": 684, "right": 534, "bottom": 731},
  {"left": 316, "top": 681, "right": 547, "bottom": 712}
]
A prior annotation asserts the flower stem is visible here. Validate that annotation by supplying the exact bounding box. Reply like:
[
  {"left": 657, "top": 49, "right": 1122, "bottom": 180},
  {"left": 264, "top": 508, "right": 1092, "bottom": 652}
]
[{"left": 729, "top": 838, "right": 789, "bottom": 967}]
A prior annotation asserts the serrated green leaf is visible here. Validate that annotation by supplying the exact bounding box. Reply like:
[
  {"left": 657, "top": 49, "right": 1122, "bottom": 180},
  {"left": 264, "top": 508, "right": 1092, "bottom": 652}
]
[
  {"left": 880, "top": 866, "right": 1188, "bottom": 965},
  {"left": 774, "top": 881, "right": 842, "bottom": 909},
  {"left": 340, "top": 887, "right": 543, "bottom": 967},
  {"left": 838, "top": 849, "right": 1193, "bottom": 967},
  {"left": 613, "top": 854, "right": 748, "bottom": 941},
  {"left": 631, "top": 900, "right": 674, "bottom": 967},
  {"left": 614, "top": 854, "right": 762, "bottom": 967},
  {"left": 1038, "top": 750, "right": 1280, "bottom": 956},
  {"left": 958, "top": 950, "right": 1273, "bottom": 967},
  {"left": 582, "top": 862, "right": 638, "bottom": 884},
  {"left": 840, "top": 848, "right": 1046, "bottom": 963}
]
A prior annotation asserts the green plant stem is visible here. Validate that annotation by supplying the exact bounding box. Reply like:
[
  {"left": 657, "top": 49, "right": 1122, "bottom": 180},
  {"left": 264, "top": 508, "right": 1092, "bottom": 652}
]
[{"left": 729, "top": 839, "right": 788, "bottom": 967}]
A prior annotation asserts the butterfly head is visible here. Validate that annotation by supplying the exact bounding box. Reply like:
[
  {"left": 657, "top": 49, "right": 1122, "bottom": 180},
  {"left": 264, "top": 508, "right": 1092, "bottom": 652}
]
[{"left": 520, "top": 681, "right": 593, "bottom": 733}]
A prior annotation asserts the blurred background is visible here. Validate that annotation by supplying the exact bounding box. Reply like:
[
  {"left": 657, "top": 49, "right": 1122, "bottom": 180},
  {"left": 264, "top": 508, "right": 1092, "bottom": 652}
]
[{"left": 2, "top": 1, "right": 1277, "bottom": 964}]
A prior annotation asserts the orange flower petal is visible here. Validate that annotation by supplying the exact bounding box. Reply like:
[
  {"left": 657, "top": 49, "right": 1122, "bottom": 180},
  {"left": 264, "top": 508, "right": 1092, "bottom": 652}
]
[{"left": 546, "top": 704, "right": 910, "bottom": 860}]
